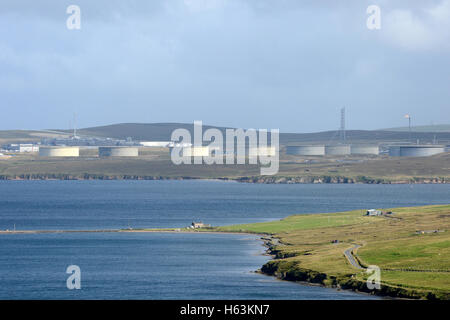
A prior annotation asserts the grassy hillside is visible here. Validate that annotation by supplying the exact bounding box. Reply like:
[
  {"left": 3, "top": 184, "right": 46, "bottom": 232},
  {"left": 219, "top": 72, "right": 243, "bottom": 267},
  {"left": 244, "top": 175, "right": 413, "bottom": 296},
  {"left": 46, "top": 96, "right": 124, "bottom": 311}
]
[
  {"left": 2, "top": 123, "right": 450, "bottom": 145},
  {"left": 60, "top": 123, "right": 450, "bottom": 144},
  {"left": 0, "top": 130, "right": 70, "bottom": 145},
  {"left": 382, "top": 124, "right": 450, "bottom": 133},
  {"left": 71, "top": 123, "right": 232, "bottom": 141},
  {"left": 216, "top": 205, "right": 450, "bottom": 299}
]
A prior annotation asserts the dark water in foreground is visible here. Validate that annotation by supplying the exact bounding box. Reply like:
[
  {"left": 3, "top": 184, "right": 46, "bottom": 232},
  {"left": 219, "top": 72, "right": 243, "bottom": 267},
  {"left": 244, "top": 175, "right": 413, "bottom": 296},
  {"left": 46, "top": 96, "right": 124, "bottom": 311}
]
[
  {"left": 0, "top": 181, "right": 449, "bottom": 299},
  {"left": 0, "top": 232, "right": 376, "bottom": 300},
  {"left": 1, "top": 180, "right": 449, "bottom": 230}
]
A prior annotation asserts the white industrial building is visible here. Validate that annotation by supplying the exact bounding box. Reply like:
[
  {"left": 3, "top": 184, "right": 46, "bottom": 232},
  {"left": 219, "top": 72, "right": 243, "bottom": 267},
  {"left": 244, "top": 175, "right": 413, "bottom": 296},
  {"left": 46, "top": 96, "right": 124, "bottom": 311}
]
[
  {"left": 140, "top": 141, "right": 171, "bottom": 147},
  {"left": 19, "top": 144, "right": 39, "bottom": 152},
  {"left": 1, "top": 143, "right": 40, "bottom": 153}
]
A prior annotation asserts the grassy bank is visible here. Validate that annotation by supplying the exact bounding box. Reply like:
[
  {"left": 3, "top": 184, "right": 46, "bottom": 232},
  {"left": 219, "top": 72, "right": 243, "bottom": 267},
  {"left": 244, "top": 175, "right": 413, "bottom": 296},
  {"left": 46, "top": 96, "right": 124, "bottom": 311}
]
[
  {"left": 216, "top": 205, "right": 450, "bottom": 299},
  {"left": 0, "top": 151, "right": 449, "bottom": 184}
]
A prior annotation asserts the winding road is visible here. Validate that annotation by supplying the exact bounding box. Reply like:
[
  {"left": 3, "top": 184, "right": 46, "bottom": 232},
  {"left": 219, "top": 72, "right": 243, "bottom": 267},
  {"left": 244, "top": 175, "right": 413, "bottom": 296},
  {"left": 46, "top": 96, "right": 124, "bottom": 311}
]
[{"left": 344, "top": 244, "right": 364, "bottom": 269}]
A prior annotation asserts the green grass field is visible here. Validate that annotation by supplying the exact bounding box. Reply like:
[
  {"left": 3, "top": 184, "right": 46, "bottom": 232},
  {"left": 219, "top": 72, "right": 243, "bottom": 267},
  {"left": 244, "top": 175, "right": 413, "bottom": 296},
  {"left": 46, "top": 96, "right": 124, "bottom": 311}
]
[
  {"left": 216, "top": 210, "right": 367, "bottom": 233},
  {"left": 216, "top": 204, "right": 450, "bottom": 299}
]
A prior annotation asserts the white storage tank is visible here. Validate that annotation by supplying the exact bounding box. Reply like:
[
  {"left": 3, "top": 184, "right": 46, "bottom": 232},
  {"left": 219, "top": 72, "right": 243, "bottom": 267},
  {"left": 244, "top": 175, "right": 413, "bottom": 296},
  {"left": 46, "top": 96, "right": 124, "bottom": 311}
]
[
  {"left": 388, "top": 145, "right": 445, "bottom": 157},
  {"left": 350, "top": 145, "right": 380, "bottom": 155},
  {"left": 325, "top": 145, "right": 351, "bottom": 156},
  {"left": 98, "top": 147, "right": 139, "bottom": 157},
  {"left": 388, "top": 146, "right": 401, "bottom": 157},
  {"left": 286, "top": 145, "right": 325, "bottom": 156},
  {"left": 39, "top": 147, "right": 79, "bottom": 157}
]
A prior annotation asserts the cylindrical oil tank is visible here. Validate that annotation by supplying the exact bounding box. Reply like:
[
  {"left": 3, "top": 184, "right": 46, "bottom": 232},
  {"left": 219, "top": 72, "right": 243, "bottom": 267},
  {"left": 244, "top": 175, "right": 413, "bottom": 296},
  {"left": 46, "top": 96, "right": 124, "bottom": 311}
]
[
  {"left": 388, "top": 146, "right": 401, "bottom": 157},
  {"left": 350, "top": 145, "right": 379, "bottom": 155},
  {"left": 98, "top": 147, "right": 139, "bottom": 157},
  {"left": 286, "top": 145, "right": 325, "bottom": 156},
  {"left": 325, "top": 145, "right": 351, "bottom": 156},
  {"left": 39, "top": 147, "right": 80, "bottom": 157},
  {"left": 389, "top": 145, "right": 445, "bottom": 157}
]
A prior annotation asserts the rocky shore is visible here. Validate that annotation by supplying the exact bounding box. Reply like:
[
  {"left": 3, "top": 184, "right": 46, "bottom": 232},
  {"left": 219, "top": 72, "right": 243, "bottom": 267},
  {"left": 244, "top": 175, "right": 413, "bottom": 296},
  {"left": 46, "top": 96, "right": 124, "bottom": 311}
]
[
  {"left": 258, "top": 236, "right": 449, "bottom": 300},
  {"left": 236, "top": 175, "right": 449, "bottom": 184},
  {"left": 0, "top": 173, "right": 448, "bottom": 184},
  {"left": 2, "top": 226, "right": 448, "bottom": 300}
]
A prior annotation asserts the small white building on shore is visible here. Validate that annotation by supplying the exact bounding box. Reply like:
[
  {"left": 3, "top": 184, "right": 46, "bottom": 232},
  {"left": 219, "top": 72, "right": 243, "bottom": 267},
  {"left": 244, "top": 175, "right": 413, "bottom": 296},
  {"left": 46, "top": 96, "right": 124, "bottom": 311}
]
[{"left": 366, "top": 209, "right": 382, "bottom": 216}]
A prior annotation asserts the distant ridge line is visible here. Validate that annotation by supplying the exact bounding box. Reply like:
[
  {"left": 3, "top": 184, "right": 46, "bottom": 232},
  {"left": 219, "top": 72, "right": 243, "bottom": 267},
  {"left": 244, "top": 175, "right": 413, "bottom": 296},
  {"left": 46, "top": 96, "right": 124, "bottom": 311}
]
[{"left": 63, "top": 123, "right": 450, "bottom": 144}]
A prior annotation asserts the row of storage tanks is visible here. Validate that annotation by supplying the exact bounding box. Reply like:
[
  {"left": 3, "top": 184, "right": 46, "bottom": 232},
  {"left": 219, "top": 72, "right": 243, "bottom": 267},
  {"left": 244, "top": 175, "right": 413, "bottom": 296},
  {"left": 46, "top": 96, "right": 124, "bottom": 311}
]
[
  {"left": 37, "top": 146, "right": 276, "bottom": 158},
  {"left": 39, "top": 146, "right": 139, "bottom": 157},
  {"left": 38, "top": 144, "right": 447, "bottom": 157},
  {"left": 286, "top": 145, "right": 379, "bottom": 156},
  {"left": 387, "top": 145, "right": 446, "bottom": 157},
  {"left": 286, "top": 145, "right": 447, "bottom": 156}
]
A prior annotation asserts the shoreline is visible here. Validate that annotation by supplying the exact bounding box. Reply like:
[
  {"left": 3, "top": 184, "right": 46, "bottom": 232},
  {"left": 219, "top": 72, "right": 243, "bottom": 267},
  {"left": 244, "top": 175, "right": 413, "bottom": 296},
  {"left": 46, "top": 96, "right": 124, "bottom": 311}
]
[
  {"left": 0, "top": 228, "right": 261, "bottom": 235},
  {"left": 2, "top": 205, "right": 449, "bottom": 300},
  {"left": 0, "top": 227, "right": 406, "bottom": 299},
  {"left": 0, "top": 174, "right": 448, "bottom": 184}
]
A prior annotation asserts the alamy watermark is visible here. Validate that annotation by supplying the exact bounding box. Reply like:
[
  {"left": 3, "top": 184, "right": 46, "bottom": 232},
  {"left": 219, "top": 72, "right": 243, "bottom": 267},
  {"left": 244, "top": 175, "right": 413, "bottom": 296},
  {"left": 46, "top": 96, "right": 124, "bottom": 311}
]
[
  {"left": 366, "top": 265, "right": 381, "bottom": 290},
  {"left": 170, "top": 121, "right": 279, "bottom": 175},
  {"left": 367, "top": 5, "right": 381, "bottom": 30},
  {"left": 64, "top": 5, "right": 381, "bottom": 32},
  {"left": 66, "top": 265, "right": 81, "bottom": 289},
  {"left": 66, "top": 5, "right": 81, "bottom": 30}
]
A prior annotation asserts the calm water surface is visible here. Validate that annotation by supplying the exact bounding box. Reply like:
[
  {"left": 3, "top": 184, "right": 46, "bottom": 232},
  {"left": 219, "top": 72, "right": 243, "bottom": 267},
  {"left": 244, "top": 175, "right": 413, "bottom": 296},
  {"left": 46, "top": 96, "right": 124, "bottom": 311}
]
[{"left": 0, "top": 181, "right": 448, "bottom": 299}]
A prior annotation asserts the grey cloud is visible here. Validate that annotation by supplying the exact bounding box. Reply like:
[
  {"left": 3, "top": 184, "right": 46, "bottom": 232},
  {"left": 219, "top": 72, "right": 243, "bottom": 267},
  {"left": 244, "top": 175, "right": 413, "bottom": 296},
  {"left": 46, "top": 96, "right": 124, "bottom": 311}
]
[{"left": 0, "top": 0, "right": 449, "bottom": 131}]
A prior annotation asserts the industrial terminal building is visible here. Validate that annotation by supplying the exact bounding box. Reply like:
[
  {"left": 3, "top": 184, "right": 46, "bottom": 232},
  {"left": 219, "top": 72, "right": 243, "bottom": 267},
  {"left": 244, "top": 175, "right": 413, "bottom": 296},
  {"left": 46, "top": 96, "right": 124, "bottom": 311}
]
[
  {"left": 1, "top": 143, "right": 40, "bottom": 153},
  {"left": 39, "top": 146, "right": 80, "bottom": 157},
  {"left": 388, "top": 145, "right": 445, "bottom": 157},
  {"left": 140, "top": 141, "right": 171, "bottom": 147},
  {"left": 98, "top": 147, "right": 139, "bottom": 157}
]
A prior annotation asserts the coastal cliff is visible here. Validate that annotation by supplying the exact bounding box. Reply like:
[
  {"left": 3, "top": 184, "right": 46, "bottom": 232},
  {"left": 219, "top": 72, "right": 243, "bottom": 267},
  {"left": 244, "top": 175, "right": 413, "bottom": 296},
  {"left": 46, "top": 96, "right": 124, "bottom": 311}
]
[
  {"left": 259, "top": 243, "right": 446, "bottom": 300},
  {"left": 0, "top": 173, "right": 448, "bottom": 184},
  {"left": 216, "top": 205, "right": 450, "bottom": 300}
]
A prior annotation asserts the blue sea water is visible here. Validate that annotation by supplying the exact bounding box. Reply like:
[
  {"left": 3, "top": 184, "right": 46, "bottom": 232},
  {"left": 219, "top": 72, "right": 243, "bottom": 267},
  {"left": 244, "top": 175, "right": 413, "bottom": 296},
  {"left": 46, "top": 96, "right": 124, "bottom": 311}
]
[
  {"left": 0, "top": 181, "right": 449, "bottom": 299},
  {"left": 1, "top": 180, "right": 449, "bottom": 230}
]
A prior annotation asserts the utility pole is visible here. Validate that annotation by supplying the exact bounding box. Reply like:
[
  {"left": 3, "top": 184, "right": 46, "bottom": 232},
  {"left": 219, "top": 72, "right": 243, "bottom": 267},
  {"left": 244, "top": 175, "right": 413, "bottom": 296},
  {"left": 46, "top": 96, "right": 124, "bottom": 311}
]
[
  {"left": 340, "top": 107, "right": 346, "bottom": 143},
  {"left": 405, "top": 114, "right": 411, "bottom": 142},
  {"left": 73, "top": 113, "right": 77, "bottom": 138}
]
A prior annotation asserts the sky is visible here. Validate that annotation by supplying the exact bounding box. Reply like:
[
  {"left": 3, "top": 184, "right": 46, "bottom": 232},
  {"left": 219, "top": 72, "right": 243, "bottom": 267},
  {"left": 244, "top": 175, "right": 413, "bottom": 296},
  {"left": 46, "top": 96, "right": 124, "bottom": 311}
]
[{"left": 1, "top": 0, "right": 449, "bottom": 132}]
